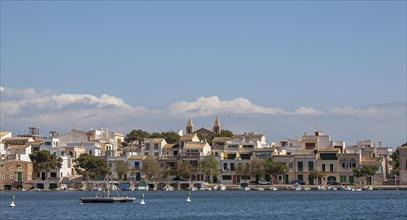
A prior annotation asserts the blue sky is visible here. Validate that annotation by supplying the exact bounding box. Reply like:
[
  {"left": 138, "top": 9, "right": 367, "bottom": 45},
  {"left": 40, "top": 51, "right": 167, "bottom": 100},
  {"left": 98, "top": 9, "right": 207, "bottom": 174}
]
[{"left": 1, "top": 1, "right": 406, "bottom": 148}]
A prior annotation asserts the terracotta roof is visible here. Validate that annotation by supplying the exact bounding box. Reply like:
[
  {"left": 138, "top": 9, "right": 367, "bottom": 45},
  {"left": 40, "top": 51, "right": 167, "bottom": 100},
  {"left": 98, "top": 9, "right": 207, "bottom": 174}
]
[
  {"left": 144, "top": 138, "right": 165, "bottom": 143},
  {"left": 184, "top": 142, "right": 206, "bottom": 149},
  {"left": 233, "top": 134, "right": 264, "bottom": 138},
  {"left": 212, "top": 137, "right": 231, "bottom": 142},
  {"left": 127, "top": 155, "right": 147, "bottom": 160},
  {"left": 0, "top": 131, "right": 11, "bottom": 137},
  {"left": 3, "top": 137, "right": 32, "bottom": 141},
  {"left": 163, "top": 144, "right": 177, "bottom": 149},
  {"left": 180, "top": 134, "right": 196, "bottom": 141},
  {"left": 6, "top": 145, "right": 31, "bottom": 150}
]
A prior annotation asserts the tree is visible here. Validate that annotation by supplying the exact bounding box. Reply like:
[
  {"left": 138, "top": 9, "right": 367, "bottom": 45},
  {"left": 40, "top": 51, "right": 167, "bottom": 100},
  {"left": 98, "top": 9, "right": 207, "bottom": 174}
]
[
  {"left": 308, "top": 170, "right": 325, "bottom": 185},
  {"left": 123, "top": 129, "right": 150, "bottom": 146},
  {"left": 30, "top": 150, "right": 63, "bottom": 180},
  {"left": 264, "top": 158, "right": 288, "bottom": 183},
  {"left": 115, "top": 160, "right": 129, "bottom": 181},
  {"left": 160, "top": 131, "right": 180, "bottom": 144},
  {"left": 250, "top": 158, "right": 265, "bottom": 181},
  {"left": 391, "top": 147, "right": 400, "bottom": 169},
  {"left": 141, "top": 157, "right": 160, "bottom": 181},
  {"left": 199, "top": 155, "right": 218, "bottom": 183},
  {"left": 216, "top": 129, "right": 233, "bottom": 137},
  {"left": 236, "top": 163, "right": 250, "bottom": 183},
  {"left": 74, "top": 154, "right": 109, "bottom": 180},
  {"left": 177, "top": 160, "right": 192, "bottom": 180},
  {"left": 353, "top": 165, "right": 378, "bottom": 185}
]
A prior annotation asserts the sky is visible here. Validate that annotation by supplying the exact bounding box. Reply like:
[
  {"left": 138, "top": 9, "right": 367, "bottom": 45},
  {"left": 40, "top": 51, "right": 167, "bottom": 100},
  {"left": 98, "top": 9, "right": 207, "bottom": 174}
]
[{"left": 1, "top": 1, "right": 406, "bottom": 148}]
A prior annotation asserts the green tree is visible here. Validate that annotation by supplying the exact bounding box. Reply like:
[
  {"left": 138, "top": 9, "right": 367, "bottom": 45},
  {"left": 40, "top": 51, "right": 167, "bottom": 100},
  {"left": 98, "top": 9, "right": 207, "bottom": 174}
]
[
  {"left": 236, "top": 163, "right": 250, "bottom": 183},
  {"left": 123, "top": 129, "right": 150, "bottom": 146},
  {"left": 30, "top": 150, "right": 63, "bottom": 180},
  {"left": 160, "top": 131, "right": 181, "bottom": 144},
  {"left": 391, "top": 147, "right": 400, "bottom": 169},
  {"left": 353, "top": 165, "right": 378, "bottom": 185},
  {"left": 177, "top": 160, "right": 192, "bottom": 180},
  {"left": 308, "top": 169, "right": 325, "bottom": 185},
  {"left": 199, "top": 155, "right": 218, "bottom": 183},
  {"left": 115, "top": 160, "right": 129, "bottom": 181},
  {"left": 215, "top": 129, "right": 234, "bottom": 137},
  {"left": 141, "top": 157, "right": 160, "bottom": 181},
  {"left": 161, "top": 164, "right": 176, "bottom": 182},
  {"left": 264, "top": 158, "right": 288, "bottom": 183},
  {"left": 74, "top": 154, "right": 109, "bottom": 180},
  {"left": 250, "top": 158, "right": 265, "bottom": 181}
]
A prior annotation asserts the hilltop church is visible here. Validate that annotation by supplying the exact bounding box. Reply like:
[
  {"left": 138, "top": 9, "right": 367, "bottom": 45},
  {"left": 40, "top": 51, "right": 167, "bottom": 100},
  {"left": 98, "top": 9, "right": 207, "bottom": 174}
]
[{"left": 185, "top": 117, "right": 221, "bottom": 140}]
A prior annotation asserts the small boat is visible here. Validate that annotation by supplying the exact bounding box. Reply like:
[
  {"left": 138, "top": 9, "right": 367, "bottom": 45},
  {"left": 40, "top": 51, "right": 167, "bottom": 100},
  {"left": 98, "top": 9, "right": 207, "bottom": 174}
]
[
  {"left": 214, "top": 184, "right": 227, "bottom": 191},
  {"left": 185, "top": 187, "right": 198, "bottom": 191},
  {"left": 163, "top": 185, "right": 175, "bottom": 191},
  {"left": 80, "top": 175, "right": 135, "bottom": 203}
]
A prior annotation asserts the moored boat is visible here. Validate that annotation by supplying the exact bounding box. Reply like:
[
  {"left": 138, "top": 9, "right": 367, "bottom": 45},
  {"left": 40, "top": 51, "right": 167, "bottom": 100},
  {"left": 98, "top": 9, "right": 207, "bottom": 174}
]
[{"left": 80, "top": 175, "right": 135, "bottom": 203}]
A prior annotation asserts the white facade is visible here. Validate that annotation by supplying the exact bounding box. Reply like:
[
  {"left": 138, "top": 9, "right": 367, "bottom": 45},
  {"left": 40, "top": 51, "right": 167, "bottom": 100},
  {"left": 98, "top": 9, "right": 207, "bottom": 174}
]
[{"left": 142, "top": 138, "right": 167, "bottom": 157}]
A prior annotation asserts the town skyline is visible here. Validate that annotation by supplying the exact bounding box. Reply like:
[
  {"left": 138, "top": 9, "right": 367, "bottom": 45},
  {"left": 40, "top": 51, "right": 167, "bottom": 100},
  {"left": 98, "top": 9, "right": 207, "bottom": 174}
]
[{"left": 1, "top": 1, "right": 406, "bottom": 148}]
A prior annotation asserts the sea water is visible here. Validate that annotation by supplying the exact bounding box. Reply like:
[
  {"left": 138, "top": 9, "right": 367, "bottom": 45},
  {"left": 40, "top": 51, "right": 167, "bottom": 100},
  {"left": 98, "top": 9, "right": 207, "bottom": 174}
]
[{"left": 1, "top": 190, "right": 406, "bottom": 219}]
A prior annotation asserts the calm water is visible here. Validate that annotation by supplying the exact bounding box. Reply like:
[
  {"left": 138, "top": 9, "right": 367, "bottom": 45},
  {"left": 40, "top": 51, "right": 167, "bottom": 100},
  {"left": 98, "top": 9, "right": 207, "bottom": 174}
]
[{"left": 1, "top": 190, "right": 406, "bottom": 220}]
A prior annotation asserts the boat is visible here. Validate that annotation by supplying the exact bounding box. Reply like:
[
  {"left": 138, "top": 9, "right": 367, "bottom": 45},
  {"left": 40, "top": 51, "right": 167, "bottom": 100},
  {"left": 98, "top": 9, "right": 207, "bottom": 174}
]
[
  {"left": 163, "top": 184, "right": 175, "bottom": 191},
  {"left": 213, "top": 184, "right": 227, "bottom": 191},
  {"left": 185, "top": 186, "right": 198, "bottom": 191},
  {"left": 80, "top": 175, "right": 135, "bottom": 203},
  {"left": 137, "top": 181, "right": 149, "bottom": 191}
]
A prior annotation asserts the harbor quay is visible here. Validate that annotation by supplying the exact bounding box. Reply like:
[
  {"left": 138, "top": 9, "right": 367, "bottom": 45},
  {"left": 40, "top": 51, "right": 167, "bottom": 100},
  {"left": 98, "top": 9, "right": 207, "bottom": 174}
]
[{"left": 1, "top": 118, "right": 406, "bottom": 191}]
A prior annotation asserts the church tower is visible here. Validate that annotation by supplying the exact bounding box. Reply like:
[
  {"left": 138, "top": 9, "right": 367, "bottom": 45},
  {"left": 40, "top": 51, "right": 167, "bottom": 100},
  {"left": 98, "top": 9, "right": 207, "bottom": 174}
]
[
  {"left": 213, "top": 116, "right": 221, "bottom": 134},
  {"left": 186, "top": 117, "right": 194, "bottom": 134}
]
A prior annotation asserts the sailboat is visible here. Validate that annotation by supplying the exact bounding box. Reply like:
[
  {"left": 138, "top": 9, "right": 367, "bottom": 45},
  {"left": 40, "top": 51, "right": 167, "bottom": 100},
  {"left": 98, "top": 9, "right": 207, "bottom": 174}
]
[{"left": 80, "top": 175, "right": 135, "bottom": 203}]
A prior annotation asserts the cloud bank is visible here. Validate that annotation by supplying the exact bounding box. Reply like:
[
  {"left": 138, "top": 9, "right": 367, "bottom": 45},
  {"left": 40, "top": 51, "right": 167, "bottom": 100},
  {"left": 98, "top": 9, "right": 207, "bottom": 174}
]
[{"left": 1, "top": 87, "right": 405, "bottom": 147}]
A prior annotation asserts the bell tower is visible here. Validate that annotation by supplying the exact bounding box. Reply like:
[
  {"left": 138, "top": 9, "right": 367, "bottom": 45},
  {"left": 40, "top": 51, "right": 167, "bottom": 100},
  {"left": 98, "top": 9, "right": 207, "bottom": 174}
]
[
  {"left": 213, "top": 116, "right": 221, "bottom": 134},
  {"left": 186, "top": 117, "right": 194, "bottom": 134}
]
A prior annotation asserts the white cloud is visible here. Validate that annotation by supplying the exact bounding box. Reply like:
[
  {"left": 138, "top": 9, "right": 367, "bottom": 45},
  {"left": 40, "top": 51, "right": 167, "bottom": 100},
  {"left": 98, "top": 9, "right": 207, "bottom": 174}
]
[
  {"left": 168, "top": 96, "right": 285, "bottom": 117},
  {"left": 1, "top": 87, "right": 405, "bottom": 147}
]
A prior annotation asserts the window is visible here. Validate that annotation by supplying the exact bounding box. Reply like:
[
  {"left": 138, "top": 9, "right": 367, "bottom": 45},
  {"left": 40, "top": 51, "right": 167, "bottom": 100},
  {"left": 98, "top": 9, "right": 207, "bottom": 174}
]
[
  {"left": 308, "top": 161, "right": 314, "bottom": 171},
  {"left": 9, "top": 166, "right": 13, "bottom": 171},
  {"left": 109, "top": 162, "right": 113, "bottom": 168},
  {"left": 340, "top": 176, "right": 347, "bottom": 183},
  {"left": 17, "top": 164, "right": 22, "bottom": 170},
  {"left": 222, "top": 175, "right": 232, "bottom": 180},
  {"left": 154, "top": 152, "right": 159, "bottom": 157},
  {"left": 2, "top": 175, "right": 5, "bottom": 179},
  {"left": 50, "top": 172, "right": 57, "bottom": 178},
  {"left": 134, "top": 162, "right": 140, "bottom": 169},
  {"left": 223, "top": 163, "right": 228, "bottom": 170},
  {"left": 10, "top": 175, "right": 13, "bottom": 179},
  {"left": 145, "top": 143, "right": 150, "bottom": 150},
  {"left": 320, "top": 153, "right": 338, "bottom": 160},
  {"left": 342, "top": 162, "right": 346, "bottom": 168},
  {"left": 298, "top": 161, "right": 303, "bottom": 172},
  {"left": 305, "top": 143, "right": 315, "bottom": 150},
  {"left": 330, "top": 164, "right": 334, "bottom": 172},
  {"left": 230, "top": 163, "right": 235, "bottom": 171},
  {"left": 322, "top": 164, "right": 326, "bottom": 172},
  {"left": 154, "top": 143, "right": 159, "bottom": 150},
  {"left": 1, "top": 165, "right": 5, "bottom": 171},
  {"left": 298, "top": 174, "right": 303, "bottom": 181}
]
